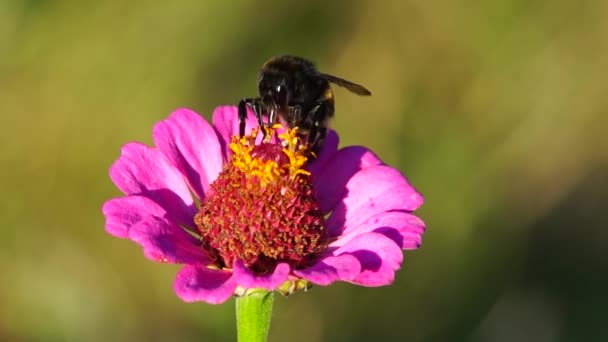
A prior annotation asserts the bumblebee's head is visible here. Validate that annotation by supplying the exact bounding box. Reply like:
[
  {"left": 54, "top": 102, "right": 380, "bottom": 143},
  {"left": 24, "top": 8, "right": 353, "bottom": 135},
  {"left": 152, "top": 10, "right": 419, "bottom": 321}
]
[{"left": 258, "top": 71, "right": 290, "bottom": 108}]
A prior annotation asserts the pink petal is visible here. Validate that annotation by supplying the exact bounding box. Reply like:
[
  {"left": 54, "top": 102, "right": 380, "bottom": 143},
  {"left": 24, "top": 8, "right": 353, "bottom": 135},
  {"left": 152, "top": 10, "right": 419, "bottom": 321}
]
[
  {"left": 330, "top": 211, "right": 425, "bottom": 250},
  {"left": 293, "top": 254, "right": 361, "bottom": 286},
  {"left": 307, "top": 130, "right": 339, "bottom": 176},
  {"left": 128, "top": 216, "right": 210, "bottom": 265},
  {"left": 212, "top": 106, "right": 259, "bottom": 160},
  {"left": 153, "top": 108, "right": 224, "bottom": 199},
  {"left": 331, "top": 232, "right": 403, "bottom": 287},
  {"left": 232, "top": 260, "right": 290, "bottom": 291},
  {"left": 102, "top": 195, "right": 167, "bottom": 238},
  {"left": 326, "top": 165, "right": 423, "bottom": 233},
  {"left": 313, "top": 146, "right": 384, "bottom": 213},
  {"left": 174, "top": 265, "right": 237, "bottom": 304},
  {"left": 109, "top": 142, "right": 195, "bottom": 227}
]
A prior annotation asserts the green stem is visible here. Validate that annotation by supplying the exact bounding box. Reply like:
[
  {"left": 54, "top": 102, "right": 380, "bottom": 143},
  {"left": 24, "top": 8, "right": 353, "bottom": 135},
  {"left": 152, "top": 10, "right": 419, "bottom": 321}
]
[{"left": 236, "top": 290, "right": 275, "bottom": 342}]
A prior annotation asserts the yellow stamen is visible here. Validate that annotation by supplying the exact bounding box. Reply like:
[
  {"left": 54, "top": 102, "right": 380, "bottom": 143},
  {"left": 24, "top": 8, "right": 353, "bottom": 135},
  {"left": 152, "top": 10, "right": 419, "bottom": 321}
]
[{"left": 229, "top": 126, "right": 311, "bottom": 186}]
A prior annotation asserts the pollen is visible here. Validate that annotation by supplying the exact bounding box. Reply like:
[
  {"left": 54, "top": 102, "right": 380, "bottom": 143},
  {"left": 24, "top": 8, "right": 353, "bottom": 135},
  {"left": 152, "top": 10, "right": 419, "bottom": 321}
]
[{"left": 195, "top": 126, "right": 327, "bottom": 274}]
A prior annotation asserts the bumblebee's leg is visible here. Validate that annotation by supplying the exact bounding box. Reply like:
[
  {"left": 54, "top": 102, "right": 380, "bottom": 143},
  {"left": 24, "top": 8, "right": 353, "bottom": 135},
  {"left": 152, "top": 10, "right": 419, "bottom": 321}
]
[
  {"left": 268, "top": 107, "right": 276, "bottom": 128},
  {"left": 238, "top": 98, "right": 253, "bottom": 137},
  {"left": 307, "top": 104, "right": 321, "bottom": 147},
  {"left": 307, "top": 102, "right": 331, "bottom": 156},
  {"left": 252, "top": 99, "right": 267, "bottom": 139},
  {"left": 238, "top": 97, "right": 265, "bottom": 137},
  {"left": 309, "top": 125, "right": 327, "bottom": 157},
  {"left": 290, "top": 105, "right": 302, "bottom": 129}
]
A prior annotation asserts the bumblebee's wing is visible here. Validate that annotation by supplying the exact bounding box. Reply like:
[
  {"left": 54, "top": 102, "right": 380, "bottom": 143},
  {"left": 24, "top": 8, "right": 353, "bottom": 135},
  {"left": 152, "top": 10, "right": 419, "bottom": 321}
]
[{"left": 320, "top": 73, "right": 372, "bottom": 96}]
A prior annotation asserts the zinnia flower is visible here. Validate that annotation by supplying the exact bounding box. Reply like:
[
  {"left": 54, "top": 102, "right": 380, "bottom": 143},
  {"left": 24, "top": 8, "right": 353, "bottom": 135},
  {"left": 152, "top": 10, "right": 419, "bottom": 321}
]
[{"left": 102, "top": 107, "right": 424, "bottom": 304}]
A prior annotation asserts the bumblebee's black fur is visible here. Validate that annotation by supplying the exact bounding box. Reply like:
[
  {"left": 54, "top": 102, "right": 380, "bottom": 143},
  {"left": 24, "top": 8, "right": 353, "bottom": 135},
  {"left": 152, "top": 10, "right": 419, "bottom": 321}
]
[{"left": 238, "top": 55, "right": 371, "bottom": 155}]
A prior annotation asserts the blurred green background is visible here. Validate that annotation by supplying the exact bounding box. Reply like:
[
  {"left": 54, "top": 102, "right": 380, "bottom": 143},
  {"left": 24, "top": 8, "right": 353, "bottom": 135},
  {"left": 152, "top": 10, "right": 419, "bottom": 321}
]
[{"left": 1, "top": 0, "right": 607, "bottom": 341}]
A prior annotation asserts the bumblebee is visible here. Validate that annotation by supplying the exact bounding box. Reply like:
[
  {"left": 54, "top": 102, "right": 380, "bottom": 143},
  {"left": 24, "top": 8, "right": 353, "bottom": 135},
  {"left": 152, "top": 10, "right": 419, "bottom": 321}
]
[{"left": 238, "top": 55, "right": 371, "bottom": 155}]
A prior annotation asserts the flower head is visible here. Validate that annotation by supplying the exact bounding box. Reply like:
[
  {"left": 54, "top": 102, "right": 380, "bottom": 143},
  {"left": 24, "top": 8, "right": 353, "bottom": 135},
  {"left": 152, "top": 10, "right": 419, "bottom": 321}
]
[
  {"left": 103, "top": 107, "right": 424, "bottom": 304},
  {"left": 196, "top": 127, "right": 326, "bottom": 274}
]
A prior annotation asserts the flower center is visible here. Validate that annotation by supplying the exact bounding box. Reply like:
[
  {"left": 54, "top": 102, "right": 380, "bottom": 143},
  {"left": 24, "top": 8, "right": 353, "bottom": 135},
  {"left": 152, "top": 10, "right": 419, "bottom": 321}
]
[{"left": 194, "top": 127, "right": 327, "bottom": 274}]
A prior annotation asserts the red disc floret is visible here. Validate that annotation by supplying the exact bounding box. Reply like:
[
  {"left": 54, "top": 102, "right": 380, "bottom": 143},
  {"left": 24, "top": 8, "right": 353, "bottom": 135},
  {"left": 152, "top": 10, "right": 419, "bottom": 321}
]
[{"left": 195, "top": 142, "right": 327, "bottom": 274}]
